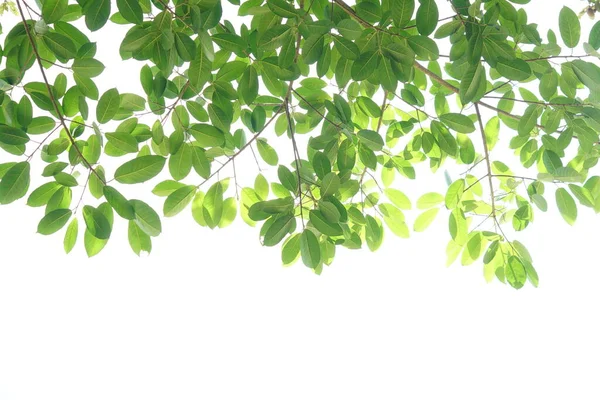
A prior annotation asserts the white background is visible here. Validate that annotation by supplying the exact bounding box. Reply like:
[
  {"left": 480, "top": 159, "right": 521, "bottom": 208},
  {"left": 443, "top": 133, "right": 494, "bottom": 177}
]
[{"left": 2, "top": 0, "right": 600, "bottom": 399}]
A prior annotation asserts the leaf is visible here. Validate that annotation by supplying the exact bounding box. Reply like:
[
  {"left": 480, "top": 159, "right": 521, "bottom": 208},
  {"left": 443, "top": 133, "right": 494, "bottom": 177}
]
[
  {"left": 281, "top": 233, "right": 301, "bottom": 265},
  {"left": 416, "top": 0, "right": 438, "bottom": 36},
  {"left": 63, "top": 218, "right": 78, "bottom": 254},
  {"left": 43, "top": 32, "right": 77, "bottom": 61},
  {"left": 267, "top": 0, "right": 298, "bottom": 18},
  {"left": 559, "top": 6, "right": 580, "bottom": 48},
  {"left": 103, "top": 186, "right": 135, "bottom": 220},
  {"left": 385, "top": 188, "right": 412, "bottom": 209},
  {"left": 42, "top": 0, "right": 68, "bottom": 23},
  {"left": 114, "top": 155, "right": 166, "bottom": 184},
  {"left": 571, "top": 60, "right": 600, "bottom": 92},
  {"left": 239, "top": 65, "right": 259, "bottom": 105},
  {"left": 0, "top": 162, "right": 30, "bottom": 205},
  {"left": 96, "top": 88, "right": 120, "bottom": 123},
  {"left": 189, "top": 124, "right": 225, "bottom": 147},
  {"left": 439, "top": 114, "right": 475, "bottom": 133},
  {"left": 0, "top": 125, "right": 29, "bottom": 146},
  {"left": 117, "top": 0, "right": 143, "bottom": 25},
  {"left": 256, "top": 139, "right": 279, "bottom": 166},
  {"left": 27, "top": 182, "right": 60, "bottom": 207},
  {"left": 169, "top": 143, "right": 192, "bottom": 181},
  {"left": 357, "top": 129, "right": 384, "bottom": 151},
  {"left": 106, "top": 132, "right": 138, "bottom": 153},
  {"left": 417, "top": 192, "right": 444, "bottom": 209},
  {"left": 264, "top": 214, "right": 295, "bottom": 247},
  {"left": 202, "top": 181, "right": 224, "bottom": 229},
  {"left": 128, "top": 220, "right": 152, "bottom": 256},
  {"left": 459, "top": 62, "right": 485, "bottom": 104},
  {"left": 506, "top": 256, "right": 527, "bottom": 289},
  {"left": 365, "top": 215, "right": 383, "bottom": 251},
  {"left": 495, "top": 58, "right": 532, "bottom": 81},
  {"left": 84, "top": 0, "right": 111, "bottom": 31},
  {"left": 300, "top": 229, "right": 321, "bottom": 268},
  {"left": 131, "top": 199, "right": 162, "bottom": 236},
  {"left": 83, "top": 205, "right": 111, "bottom": 239},
  {"left": 445, "top": 179, "right": 465, "bottom": 209},
  {"left": 391, "top": 0, "right": 415, "bottom": 28},
  {"left": 38, "top": 209, "right": 72, "bottom": 235},
  {"left": 351, "top": 51, "right": 379, "bottom": 81},
  {"left": 555, "top": 187, "right": 577, "bottom": 225},
  {"left": 332, "top": 35, "right": 360, "bottom": 60},
  {"left": 72, "top": 58, "right": 105, "bottom": 78},
  {"left": 164, "top": 185, "right": 196, "bottom": 217},
  {"left": 414, "top": 208, "right": 439, "bottom": 232},
  {"left": 321, "top": 173, "right": 340, "bottom": 197}
]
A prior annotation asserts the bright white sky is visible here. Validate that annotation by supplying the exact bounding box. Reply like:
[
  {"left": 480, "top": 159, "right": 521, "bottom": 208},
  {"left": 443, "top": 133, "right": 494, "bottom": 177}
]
[{"left": 1, "top": 0, "right": 600, "bottom": 399}]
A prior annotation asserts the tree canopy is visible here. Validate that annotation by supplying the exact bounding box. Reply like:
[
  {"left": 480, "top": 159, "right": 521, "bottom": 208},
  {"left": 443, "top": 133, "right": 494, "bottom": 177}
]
[{"left": 0, "top": 0, "right": 599, "bottom": 288}]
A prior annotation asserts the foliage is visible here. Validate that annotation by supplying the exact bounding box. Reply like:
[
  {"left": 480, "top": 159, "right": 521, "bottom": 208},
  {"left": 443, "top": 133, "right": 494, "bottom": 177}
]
[{"left": 0, "top": 0, "right": 600, "bottom": 288}]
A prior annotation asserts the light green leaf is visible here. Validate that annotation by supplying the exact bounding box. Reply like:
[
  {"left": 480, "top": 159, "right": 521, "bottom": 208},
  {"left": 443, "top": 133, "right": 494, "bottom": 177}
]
[
  {"left": 555, "top": 187, "right": 577, "bottom": 225},
  {"left": 96, "top": 88, "right": 120, "bottom": 123},
  {"left": 559, "top": 6, "right": 580, "bottom": 48},
  {"left": 38, "top": 208, "right": 72, "bottom": 235},
  {"left": 114, "top": 155, "right": 166, "bottom": 184}
]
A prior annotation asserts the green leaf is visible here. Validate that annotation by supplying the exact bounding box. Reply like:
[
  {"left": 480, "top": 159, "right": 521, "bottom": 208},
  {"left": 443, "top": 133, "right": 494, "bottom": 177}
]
[
  {"left": 281, "top": 233, "right": 301, "bottom": 265},
  {"left": 416, "top": 0, "right": 438, "bottom": 36},
  {"left": 128, "top": 220, "right": 152, "bottom": 255},
  {"left": 506, "top": 256, "right": 527, "bottom": 289},
  {"left": 169, "top": 143, "right": 193, "bottom": 181},
  {"left": 43, "top": 32, "right": 77, "bottom": 60},
  {"left": 103, "top": 186, "right": 135, "bottom": 220},
  {"left": 83, "top": 205, "right": 112, "bottom": 239},
  {"left": 117, "top": 0, "right": 143, "bottom": 25},
  {"left": 439, "top": 114, "right": 475, "bottom": 133},
  {"left": 0, "top": 125, "right": 29, "bottom": 146},
  {"left": 27, "top": 182, "right": 60, "bottom": 207},
  {"left": 300, "top": 229, "right": 321, "bottom": 268},
  {"left": 495, "top": 58, "right": 532, "bottom": 81},
  {"left": 42, "top": 0, "right": 68, "bottom": 23},
  {"left": 365, "top": 215, "right": 383, "bottom": 251},
  {"left": 321, "top": 173, "right": 340, "bottom": 197},
  {"left": 267, "top": 0, "right": 298, "bottom": 18},
  {"left": 417, "top": 192, "right": 444, "bottom": 209},
  {"left": 571, "top": 60, "right": 600, "bottom": 92},
  {"left": 114, "top": 155, "right": 166, "bottom": 184},
  {"left": 239, "top": 65, "right": 259, "bottom": 105},
  {"left": 414, "top": 208, "right": 439, "bottom": 232},
  {"left": 63, "top": 218, "right": 78, "bottom": 254},
  {"left": 559, "top": 6, "right": 580, "bottom": 48},
  {"left": 84, "top": 0, "right": 111, "bottom": 31},
  {"left": 357, "top": 129, "right": 384, "bottom": 151},
  {"left": 332, "top": 35, "right": 360, "bottom": 60},
  {"left": 459, "top": 62, "right": 485, "bottom": 104},
  {"left": 385, "top": 188, "right": 412, "bottom": 209},
  {"left": 189, "top": 124, "right": 225, "bottom": 147},
  {"left": 391, "top": 0, "right": 415, "bottom": 28},
  {"left": 164, "top": 185, "right": 196, "bottom": 217},
  {"left": 257, "top": 139, "right": 279, "bottom": 166},
  {"left": 72, "top": 58, "right": 105, "bottom": 78},
  {"left": 131, "top": 199, "right": 162, "bottom": 236},
  {"left": 351, "top": 51, "right": 379, "bottom": 81},
  {"left": 555, "top": 187, "right": 577, "bottom": 225},
  {"left": 264, "top": 214, "right": 295, "bottom": 247},
  {"left": 203, "top": 181, "right": 224, "bottom": 229},
  {"left": 96, "top": 88, "right": 120, "bottom": 123},
  {"left": 106, "top": 132, "right": 138, "bottom": 153},
  {"left": 0, "top": 162, "right": 30, "bottom": 204},
  {"left": 38, "top": 208, "right": 72, "bottom": 235}
]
